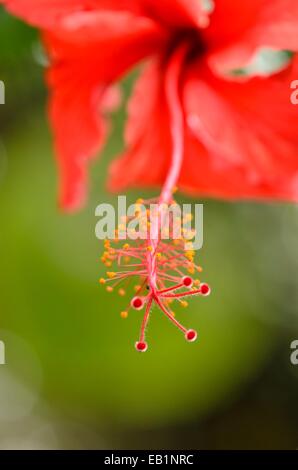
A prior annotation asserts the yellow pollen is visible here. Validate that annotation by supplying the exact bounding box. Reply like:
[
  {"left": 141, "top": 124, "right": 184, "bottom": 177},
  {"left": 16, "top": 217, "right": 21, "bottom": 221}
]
[
  {"left": 99, "top": 278, "right": 106, "bottom": 285},
  {"left": 106, "top": 286, "right": 114, "bottom": 293},
  {"left": 147, "top": 246, "right": 153, "bottom": 252},
  {"left": 134, "top": 285, "right": 141, "bottom": 292},
  {"left": 120, "top": 311, "right": 128, "bottom": 319},
  {"left": 123, "top": 243, "right": 130, "bottom": 250},
  {"left": 118, "top": 288, "right": 126, "bottom": 296},
  {"left": 107, "top": 272, "right": 116, "bottom": 279},
  {"left": 181, "top": 301, "right": 188, "bottom": 308}
]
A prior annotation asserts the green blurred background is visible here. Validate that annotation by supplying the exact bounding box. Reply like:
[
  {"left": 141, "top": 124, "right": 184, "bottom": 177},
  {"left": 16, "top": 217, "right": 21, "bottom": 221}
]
[{"left": 0, "top": 9, "right": 297, "bottom": 450}]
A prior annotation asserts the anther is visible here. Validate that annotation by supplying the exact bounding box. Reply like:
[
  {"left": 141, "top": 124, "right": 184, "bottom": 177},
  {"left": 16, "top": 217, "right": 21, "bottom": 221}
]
[{"left": 107, "top": 272, "right": 116, "bottom": 279}]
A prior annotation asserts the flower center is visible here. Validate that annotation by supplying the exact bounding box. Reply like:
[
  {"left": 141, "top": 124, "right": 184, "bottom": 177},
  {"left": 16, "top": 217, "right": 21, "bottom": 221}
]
[{"left": 166, "top": 28, "right": 207, "bottom": 68}]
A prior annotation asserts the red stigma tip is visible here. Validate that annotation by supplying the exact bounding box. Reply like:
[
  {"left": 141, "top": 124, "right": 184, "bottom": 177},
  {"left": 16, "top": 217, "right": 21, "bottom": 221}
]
[
  {"left": 200, "top": 283, "right": 210, "bottom": 296},
  {"left": 182, "top": 276, "right": 193, "bottom": 288},
  {"left": 185, "top": 329, "right": 197, "bottom": 342},
  {"left": 135, "top": 341, "right": 148, "bottom": 352},
  {"left": 131, "top": 296, "right": 144, "bottom": 310}
]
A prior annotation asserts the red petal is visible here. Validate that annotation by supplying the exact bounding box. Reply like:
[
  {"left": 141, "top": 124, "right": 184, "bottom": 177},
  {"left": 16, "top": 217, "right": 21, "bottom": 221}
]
[
  {"left": 203, "top": 0, "right": 260, "bottom": 49},
  {"left": 47, "top": 67, "right": 108, "bottom": 211},
  {"left": 205, "top": 0, "right": 298, "bottom": 72},
  {"left": 43, "top": 12, "right": 165, "bottom": 210},
  {"left": 139, "top": 0, "right": 210, "bottom": 29},
  {"left": 182, "top": 58, "right": 298, "bottom": 201},
  {"left": 180, "top": 131, "right": 298, "bottom": 202},
  {"left": 0, "top": 0, "right": 143, "bottom": 28},
  {"left": 110, "top": 54, "right": 298, "bottom": 202},
  {"left": 108, "top": 60, "right": 172, "bottom": 192}
]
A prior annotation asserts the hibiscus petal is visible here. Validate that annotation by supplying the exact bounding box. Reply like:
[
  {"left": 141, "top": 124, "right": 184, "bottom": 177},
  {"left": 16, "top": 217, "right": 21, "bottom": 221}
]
[
  {"left": 0, "top": 0, "right": 143, "bottom": 29},
  {"left": 139, "top": 0, "right": 210, "bottom": 29},
  {"left": 182, "top": 57, "right": 298, "bottom": 201},
  {"left": 206, "top": 0, "right": 298, "bottom": 73},
  {"left": 110, "top": 50, "right": 298, "bottom": 203},
  {"left": 108, "top": 60, "right": 172, "bottom": 192},
  {"left": 180, "top": 130, "right": 298, "bottom": 201},
  {"left": 46, "top": 64, "right": 108, "bottom": 211},
  {"left": 42, "top": 12, "right": 165, "bottom": 210}
]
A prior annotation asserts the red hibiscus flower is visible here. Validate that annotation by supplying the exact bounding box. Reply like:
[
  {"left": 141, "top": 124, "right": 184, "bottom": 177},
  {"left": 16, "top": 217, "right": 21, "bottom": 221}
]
[
  {"left": 2, "top": 1, "right": 298, "bottom": 350},
  {"left": 2, "top": 0, "right": 298, "bottom": 210}
]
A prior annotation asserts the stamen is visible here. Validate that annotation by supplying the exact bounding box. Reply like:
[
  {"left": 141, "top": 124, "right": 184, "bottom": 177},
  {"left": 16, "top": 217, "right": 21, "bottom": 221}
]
[{"left": 155, "top": 297, "right": 187, "bottom": 334}]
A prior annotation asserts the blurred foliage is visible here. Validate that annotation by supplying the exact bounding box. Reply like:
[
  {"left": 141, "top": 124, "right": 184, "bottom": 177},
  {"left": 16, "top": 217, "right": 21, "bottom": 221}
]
[
  {"left": 0, "top": 9, "right": 45, "bottom": 130},
  {"left": 0, "top": 8, "right": 298, "bottom": 449}
]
